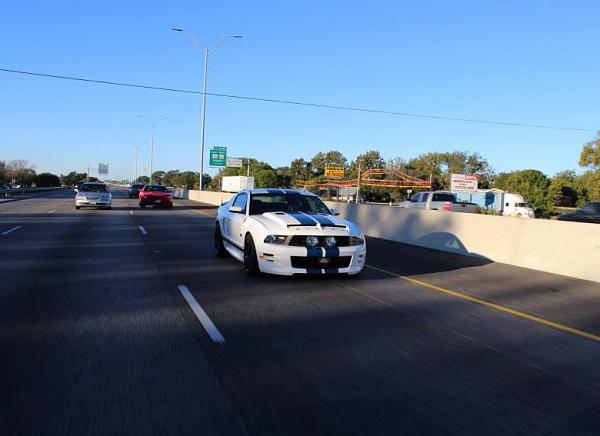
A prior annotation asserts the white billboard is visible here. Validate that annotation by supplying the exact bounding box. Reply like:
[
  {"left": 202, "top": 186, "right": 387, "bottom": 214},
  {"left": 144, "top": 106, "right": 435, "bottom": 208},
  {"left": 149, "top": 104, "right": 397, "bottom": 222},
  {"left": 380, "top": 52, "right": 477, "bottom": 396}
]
[
  {"left": 450, "top": 173, "right": 478, "bottom": 193},
  {"left": 98, "top": 163, "right": 109, "bottom": 174},
  {"left": 226, "top": 157, "right": 243, "bottom": 168}
]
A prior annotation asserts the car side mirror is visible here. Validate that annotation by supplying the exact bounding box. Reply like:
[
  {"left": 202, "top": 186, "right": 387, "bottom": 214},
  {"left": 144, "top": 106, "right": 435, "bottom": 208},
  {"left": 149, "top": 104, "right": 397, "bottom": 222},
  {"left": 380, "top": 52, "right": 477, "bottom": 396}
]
[
  {"left": 229, "top": 206, "right": 243, "bottom": 213},
  {"left": 330, "top": 207, "right": 340, "bottom": 216}
]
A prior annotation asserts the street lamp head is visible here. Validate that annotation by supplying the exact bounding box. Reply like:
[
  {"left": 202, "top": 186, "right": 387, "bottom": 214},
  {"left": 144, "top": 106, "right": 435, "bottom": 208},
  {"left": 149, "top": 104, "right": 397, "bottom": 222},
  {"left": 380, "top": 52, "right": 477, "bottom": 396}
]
[
  {"left": 172, "top": 28, "right": 183, "bottom": 32},
  {"left": 230, "top": 35, "right": 243, "bottom": 38}
]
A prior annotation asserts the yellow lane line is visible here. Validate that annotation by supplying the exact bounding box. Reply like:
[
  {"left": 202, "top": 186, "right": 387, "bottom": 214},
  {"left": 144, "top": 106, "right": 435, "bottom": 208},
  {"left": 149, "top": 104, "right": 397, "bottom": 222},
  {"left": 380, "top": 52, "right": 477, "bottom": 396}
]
[{"left": 365, "top": 264, "right": 600, "bottom": 343}]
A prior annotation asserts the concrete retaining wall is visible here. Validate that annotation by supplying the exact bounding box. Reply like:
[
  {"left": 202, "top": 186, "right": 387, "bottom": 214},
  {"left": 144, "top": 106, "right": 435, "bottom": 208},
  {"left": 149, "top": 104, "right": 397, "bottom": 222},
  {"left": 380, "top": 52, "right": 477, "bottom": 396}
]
[
  {"left": 325, "top": 201, "right": 600, "bottom": 283},
  {"left": 186, "top": 190, "right": 235, "bottom": 205}
]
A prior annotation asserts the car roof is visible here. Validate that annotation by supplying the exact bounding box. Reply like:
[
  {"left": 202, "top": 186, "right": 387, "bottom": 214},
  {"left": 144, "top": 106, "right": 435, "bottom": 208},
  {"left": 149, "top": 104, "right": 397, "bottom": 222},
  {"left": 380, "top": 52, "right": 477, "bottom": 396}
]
[{"left": 243, "top": 188, "right": 318, "bottom": 197}]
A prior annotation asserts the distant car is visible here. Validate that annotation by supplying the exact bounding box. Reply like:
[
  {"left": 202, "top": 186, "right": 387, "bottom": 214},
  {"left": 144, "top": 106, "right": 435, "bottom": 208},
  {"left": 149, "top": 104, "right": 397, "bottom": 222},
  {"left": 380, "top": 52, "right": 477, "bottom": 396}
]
[
  {"left": 215, "top": 188, "right": 366, "bottom": 276},
  {"left": 139, "top": 185, "right": 173, "bottom": 208},
  {"left": 128, "top": 183, "right": 145, "bottom": 198},
  {"left": 557, "top": 202, "right": 600, "bottom": 224},
  {"left": 75, "top": 182, "right": 112, "bottom": 209},
  {"left": 399, "top": 191, "right": 481, "bottom": 213}
]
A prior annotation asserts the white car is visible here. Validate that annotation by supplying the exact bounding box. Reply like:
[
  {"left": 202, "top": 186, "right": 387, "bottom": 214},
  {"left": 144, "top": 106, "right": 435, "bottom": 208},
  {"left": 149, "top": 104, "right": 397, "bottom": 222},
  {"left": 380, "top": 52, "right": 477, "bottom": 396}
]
[
  {"left": 75, "top": 182, "right": 112, "bottom": 209},
  {"left": 215, "top": 189, "right": 366, "bottom": 276}
]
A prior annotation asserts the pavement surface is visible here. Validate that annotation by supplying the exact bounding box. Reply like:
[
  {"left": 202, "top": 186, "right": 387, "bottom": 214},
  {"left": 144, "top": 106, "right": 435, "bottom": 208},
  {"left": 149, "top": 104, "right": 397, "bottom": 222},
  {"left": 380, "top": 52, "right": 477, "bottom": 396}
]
[{"left": 1, "top": 188, "right": 600, "bottom": 435}]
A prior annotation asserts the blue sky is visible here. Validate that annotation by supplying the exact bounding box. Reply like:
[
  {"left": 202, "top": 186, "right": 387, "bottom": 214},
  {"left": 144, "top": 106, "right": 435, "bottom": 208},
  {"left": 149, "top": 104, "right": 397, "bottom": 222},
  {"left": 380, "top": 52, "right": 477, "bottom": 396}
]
[{"left": 1, "top": 0, "right": 599, "bottom": 180}]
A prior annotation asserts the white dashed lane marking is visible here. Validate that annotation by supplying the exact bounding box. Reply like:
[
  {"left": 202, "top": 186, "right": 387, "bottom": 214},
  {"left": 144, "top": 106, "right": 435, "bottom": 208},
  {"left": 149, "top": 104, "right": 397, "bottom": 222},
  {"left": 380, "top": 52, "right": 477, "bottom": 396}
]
[
  {"left": 2, "top": 226, "right": 22, "bottom": 235},
  {"left": 177, "top": 285, "right": 225, "bottom": 344}
]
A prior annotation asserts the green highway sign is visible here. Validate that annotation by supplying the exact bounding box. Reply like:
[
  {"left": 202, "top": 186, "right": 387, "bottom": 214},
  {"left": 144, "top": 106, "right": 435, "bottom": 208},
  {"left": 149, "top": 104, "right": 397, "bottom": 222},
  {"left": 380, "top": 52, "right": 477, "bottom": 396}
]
[{"left": 209, "top": 146, "right": 227, "bottom": 167}]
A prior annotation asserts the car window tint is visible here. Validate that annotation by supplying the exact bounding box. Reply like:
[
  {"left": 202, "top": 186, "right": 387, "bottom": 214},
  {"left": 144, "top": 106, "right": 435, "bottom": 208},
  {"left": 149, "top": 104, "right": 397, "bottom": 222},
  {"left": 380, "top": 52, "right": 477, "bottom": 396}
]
[
  {"left": 432, "top": 193, "right": 455, "bottom": 202},
  {"left": 232, "top": 193, "right": 248, "bottom": 212},
  {"left": 81, "top": 184, "right": 107, "bottom": 192}
]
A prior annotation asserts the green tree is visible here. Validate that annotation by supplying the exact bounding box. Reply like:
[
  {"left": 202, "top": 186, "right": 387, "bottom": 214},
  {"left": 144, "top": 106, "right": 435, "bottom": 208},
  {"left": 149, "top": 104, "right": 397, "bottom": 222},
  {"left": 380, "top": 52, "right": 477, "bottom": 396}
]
[
  {"left": 254, "top": 169, "right": 278, "bottom": 188},
  {"left": 575, "top": 171, "right": 600, "bottom": 204},
  {"left": 579, "top": 132, "right": 600, "bottom": 170},
  {"left": 60, "top": 171, "right": 88, "bottom": 186},
  {"left": 136, "top": 176, "right": 150, "bottom": 184},
  {"left": 289, "top": 158, "right": 311, "bottom": 184},
  {"left": 493, "top": 169, "right": 550, "bottom": 215},
  {"left": 406, "top": 151, "right": 493, "bottom": 190},
  {"left": 151, "top": 170, "right": 166, "bottom": 184},
  {"left": 548, "top": 170, "right": 578, "bottom": 206},
  {"left": 310, "top": 150, "right": 347, "bottom": 176},
  {"left": 35, "top": 172, "right": 60, "bottom": 187}
]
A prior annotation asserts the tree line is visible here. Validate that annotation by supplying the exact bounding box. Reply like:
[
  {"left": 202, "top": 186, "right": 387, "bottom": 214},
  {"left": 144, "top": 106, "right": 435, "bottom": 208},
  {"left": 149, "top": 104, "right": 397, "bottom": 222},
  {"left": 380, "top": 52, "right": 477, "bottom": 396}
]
[
  {"left": 0, "top": 160, "right": 61, "bottom": 187},
  {"left": 203, "top": 132, "right": 600, "bottom": 216}
]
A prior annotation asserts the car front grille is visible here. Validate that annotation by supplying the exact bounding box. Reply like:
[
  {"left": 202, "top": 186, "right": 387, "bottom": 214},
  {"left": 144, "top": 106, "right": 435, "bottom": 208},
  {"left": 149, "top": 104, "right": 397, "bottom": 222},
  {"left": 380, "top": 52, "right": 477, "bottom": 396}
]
[
  {"left": 290, "top": 256, "right": 352, "bottom": 269},
  {"left": 289, "top": 236, "right": 352, "bottom": 247}
]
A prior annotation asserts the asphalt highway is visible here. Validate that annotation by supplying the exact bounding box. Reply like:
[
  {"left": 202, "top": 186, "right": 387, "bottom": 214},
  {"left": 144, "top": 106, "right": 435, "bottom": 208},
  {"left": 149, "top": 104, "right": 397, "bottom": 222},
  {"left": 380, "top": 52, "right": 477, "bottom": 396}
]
[{"left": 1, "top": 188, "right": 600, "bottom": 435}]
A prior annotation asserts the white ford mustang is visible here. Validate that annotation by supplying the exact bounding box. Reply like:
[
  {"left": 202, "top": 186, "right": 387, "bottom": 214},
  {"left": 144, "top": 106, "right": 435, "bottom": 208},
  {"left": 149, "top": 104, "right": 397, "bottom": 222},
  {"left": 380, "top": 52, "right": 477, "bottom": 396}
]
[{"left": 215, "top": 189, "right": 366, "bottom": 276}]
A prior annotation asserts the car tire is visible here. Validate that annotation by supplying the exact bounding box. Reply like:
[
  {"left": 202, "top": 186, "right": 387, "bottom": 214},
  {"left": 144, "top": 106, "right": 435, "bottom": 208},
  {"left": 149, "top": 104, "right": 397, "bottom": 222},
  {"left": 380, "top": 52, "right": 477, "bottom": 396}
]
[
  {"left": 167, "top": 204, "right": 173, "bottom": 209},
  {"left": 244, "top": 234, "right": 261, "bottom": 277},
  {"left": 139, "top": 203, "right": 146, "bottom": 208},
  {"left": 75, "top": 206, "right": 80, "bottom": 210},
  {"left": 106, "top": 207, "right": 112, "bottom": 210},
  {"left": 214, "top": 224, "right": 228, "bottom": 258}
]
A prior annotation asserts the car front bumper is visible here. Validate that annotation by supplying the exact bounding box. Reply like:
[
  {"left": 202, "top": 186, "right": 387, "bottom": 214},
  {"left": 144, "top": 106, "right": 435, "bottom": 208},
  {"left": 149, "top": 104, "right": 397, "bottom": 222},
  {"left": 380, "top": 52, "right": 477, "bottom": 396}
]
[
  {"left": 75, "top": 199, "right": 112, "bottom": 207},
  {"left": 255, "top": 242, "right": 366, "bottom": 276},
  {"left": 139, "top": 197, "right": 173, "bottom": 206}
]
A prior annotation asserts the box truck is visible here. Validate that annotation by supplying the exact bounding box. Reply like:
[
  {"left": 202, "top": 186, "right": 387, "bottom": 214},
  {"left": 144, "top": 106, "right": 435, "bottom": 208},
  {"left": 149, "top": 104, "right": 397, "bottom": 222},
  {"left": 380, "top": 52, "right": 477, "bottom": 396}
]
[{"left": 221, "top": 176, "right": 255, "bottom": 193}]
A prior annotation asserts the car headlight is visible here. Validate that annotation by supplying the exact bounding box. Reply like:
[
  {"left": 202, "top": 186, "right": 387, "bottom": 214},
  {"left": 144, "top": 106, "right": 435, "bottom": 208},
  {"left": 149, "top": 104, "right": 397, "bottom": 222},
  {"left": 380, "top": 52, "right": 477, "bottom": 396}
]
[
  {"left": 349, "top": 236, "right": 365, "bottom": 246},
  {"left": 325, "top": 236, "right": 337, "bottom": 247},
  {"left": 77, "top": 195, "right": 87, "bottom": 200},
  {"left": 264, "top": 234, "right": 287, "bottom": 244},
  {"left": 306, "top": 235, "right": 320, "bottom": 247}
]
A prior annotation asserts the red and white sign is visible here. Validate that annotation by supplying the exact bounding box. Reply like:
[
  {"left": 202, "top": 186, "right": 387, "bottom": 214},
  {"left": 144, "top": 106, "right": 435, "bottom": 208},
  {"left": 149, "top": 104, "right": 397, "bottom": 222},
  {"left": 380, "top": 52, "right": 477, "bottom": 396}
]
[{"left": 450, "top": 174, "right": 478, "bottom": 193}]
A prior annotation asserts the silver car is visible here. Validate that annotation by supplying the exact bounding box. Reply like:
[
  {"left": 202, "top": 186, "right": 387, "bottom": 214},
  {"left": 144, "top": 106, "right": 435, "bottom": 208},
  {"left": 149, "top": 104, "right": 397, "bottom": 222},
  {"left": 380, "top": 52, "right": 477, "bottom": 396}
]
[{"left": 75, "top": 183, "right": 112, "bottom": 210}]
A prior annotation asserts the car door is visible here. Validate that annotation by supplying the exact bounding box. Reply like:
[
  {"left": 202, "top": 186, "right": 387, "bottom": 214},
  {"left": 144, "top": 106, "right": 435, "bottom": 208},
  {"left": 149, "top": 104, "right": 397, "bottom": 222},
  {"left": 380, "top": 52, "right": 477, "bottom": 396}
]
[{"left": 224, "top": 192, "right": 248, "bottom": 249}]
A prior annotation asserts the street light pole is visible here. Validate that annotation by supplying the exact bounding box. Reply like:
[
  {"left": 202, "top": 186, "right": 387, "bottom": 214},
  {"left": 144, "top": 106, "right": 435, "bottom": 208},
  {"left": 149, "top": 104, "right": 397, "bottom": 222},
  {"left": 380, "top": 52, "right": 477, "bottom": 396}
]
[
  {"left": 138, "top": 116, "right": 167, "bottom": 184},
  {"left": 172, "top": 29, "right": 242, "bottom": 191},
  {"left": 199, "top": 47, "right": 209, "bottom": 191},
  {"left": 129, "top": 142, "right": 141, "bottom": 182}
]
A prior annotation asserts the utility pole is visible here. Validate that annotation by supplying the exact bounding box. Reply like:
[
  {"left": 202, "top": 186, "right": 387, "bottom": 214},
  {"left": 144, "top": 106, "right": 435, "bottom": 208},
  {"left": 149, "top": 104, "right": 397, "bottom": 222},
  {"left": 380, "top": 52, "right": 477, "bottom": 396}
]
[{"left": 356, "top": 161, "right": 361, "bottom": 203}]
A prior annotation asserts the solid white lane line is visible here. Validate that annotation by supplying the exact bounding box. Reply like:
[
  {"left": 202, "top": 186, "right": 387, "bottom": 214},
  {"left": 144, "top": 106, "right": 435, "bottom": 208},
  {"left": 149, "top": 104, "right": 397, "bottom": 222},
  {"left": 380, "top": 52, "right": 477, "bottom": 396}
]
[
  {"left": 177, "top": 285, "right": 225, "bottom": 344},
  {"left": 138, "top": 226, "right": 148, "bottom": 235},
  {"left": 48, "top": 209, "right": 56, "bottom": 214},
  {"left": 2, "top": 226, "right": 22, "bottom": 235}
]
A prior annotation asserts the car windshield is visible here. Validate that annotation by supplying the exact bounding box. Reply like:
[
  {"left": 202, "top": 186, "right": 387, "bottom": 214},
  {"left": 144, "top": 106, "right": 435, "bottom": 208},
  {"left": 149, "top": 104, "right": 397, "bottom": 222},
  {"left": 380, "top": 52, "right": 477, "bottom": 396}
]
[
  {"left": 581, "top": 202, "right": 600, "bottom": 213},
  {"left": 80, "top": 184, "right": 107, "bottom": 193},
  {"left": 249, "top": 193, "right": 331, "bottom": 215},
  {"left": 145, "top": 185, "right": 167, "bottom": 192}
]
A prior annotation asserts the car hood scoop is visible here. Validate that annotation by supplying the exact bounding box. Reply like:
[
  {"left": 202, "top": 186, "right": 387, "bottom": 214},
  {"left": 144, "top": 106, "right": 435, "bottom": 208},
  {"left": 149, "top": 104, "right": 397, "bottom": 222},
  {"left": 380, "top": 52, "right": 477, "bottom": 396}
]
[{"left": 255, "top": 212, "right": 349, "bottom": 231}]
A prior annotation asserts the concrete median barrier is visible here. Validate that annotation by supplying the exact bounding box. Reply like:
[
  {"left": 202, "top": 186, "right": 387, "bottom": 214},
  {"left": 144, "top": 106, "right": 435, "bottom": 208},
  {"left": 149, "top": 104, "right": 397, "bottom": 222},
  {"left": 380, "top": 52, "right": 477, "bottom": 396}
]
[
  {"left": 186, "top": 190, "right": 235, "bottom": 205},
  {"left": 325, "top": 201, "right": 600, "bottom": 283}
]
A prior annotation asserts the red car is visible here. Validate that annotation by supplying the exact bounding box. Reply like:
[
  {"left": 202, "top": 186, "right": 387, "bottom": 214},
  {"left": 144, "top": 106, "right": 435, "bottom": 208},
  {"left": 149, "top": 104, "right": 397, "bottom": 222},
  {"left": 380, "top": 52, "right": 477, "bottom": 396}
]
[{"left": 139, "top": 185, "right": 173, "bottom": 208}]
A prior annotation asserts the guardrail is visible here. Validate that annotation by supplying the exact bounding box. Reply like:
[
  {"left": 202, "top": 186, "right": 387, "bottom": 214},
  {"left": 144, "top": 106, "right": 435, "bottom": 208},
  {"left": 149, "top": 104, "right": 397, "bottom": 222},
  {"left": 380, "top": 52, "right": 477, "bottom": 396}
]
[{"left": 1, "top": 186, "right": 68, "bottom": 198}]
